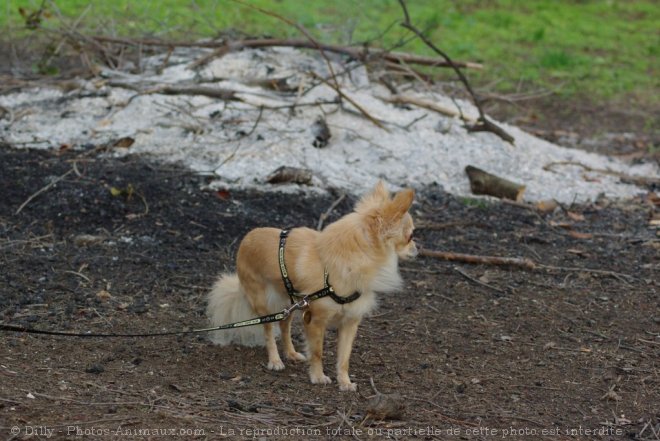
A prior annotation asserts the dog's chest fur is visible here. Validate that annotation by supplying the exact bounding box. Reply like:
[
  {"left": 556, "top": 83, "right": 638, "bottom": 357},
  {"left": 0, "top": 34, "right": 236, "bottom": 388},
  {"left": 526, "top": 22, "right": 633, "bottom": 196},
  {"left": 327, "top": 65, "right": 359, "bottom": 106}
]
[{"left": 340, "top": 252, "right": 402, "bottom": 320}]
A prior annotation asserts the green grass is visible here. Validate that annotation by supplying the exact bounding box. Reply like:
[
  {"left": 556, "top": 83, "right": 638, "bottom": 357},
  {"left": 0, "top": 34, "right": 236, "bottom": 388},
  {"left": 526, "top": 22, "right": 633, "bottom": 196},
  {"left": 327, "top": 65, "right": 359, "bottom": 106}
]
[{"left": 2, "top": 0, "right": 658, "bottom": 104}]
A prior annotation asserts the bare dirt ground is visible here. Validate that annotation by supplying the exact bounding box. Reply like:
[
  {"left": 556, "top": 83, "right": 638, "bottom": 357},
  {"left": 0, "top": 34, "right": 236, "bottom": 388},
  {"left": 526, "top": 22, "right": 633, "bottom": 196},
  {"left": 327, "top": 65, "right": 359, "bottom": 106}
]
[{"left": 0, "top": 141, "right": 658, "bottom": 440}]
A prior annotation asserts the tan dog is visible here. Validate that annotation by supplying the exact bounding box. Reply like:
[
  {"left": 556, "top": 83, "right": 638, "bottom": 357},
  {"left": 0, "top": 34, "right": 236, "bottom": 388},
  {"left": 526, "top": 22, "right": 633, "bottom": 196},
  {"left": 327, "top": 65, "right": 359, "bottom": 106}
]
[{"left": 207, "top": 182, "right": 417, "bottom": 391}]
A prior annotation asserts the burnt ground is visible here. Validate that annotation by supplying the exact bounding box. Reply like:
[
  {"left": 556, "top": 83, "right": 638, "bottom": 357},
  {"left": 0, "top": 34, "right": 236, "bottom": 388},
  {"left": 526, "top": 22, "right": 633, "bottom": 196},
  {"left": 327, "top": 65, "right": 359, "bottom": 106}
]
[{"left": 0, "top": 144, "right": 658, "bottom": 441}]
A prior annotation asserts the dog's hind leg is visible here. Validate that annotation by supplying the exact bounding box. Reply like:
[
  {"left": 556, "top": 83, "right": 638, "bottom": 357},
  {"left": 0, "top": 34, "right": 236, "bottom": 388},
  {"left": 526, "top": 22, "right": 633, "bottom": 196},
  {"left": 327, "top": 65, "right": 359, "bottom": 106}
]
[
  {"left": 242, "top": 278, "right": 285, "bottom": 371},
  {"left": 280, "top": 314, "right": 306, "bottom": 362}
]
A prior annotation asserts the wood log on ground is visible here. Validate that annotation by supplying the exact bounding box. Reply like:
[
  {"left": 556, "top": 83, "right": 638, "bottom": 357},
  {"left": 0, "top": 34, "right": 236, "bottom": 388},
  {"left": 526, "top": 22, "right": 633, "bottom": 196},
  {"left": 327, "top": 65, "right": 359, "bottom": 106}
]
[{"left": 465, "top": 165, "right": 526, "bottom": 201}]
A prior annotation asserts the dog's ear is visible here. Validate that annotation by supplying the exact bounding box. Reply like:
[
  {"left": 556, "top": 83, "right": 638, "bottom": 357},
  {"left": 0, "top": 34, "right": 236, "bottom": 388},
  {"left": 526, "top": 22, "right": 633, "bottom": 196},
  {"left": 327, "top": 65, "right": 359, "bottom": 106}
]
[
  {"left": 383, "top": 188, "right": 414, "bottom": 223},
  {"left": 355, "top": 180, "right": 390, "bottom": 213}
]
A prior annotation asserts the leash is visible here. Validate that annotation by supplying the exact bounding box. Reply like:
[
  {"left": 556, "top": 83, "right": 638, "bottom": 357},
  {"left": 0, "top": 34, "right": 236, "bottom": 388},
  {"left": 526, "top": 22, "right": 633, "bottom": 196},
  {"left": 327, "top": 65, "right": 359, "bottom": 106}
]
[
  {"left": 1, "top": 228, "right": 361, "bottom": 339},
  {"left": 0, "top": 297, "right": 310, "bottom": 338}
]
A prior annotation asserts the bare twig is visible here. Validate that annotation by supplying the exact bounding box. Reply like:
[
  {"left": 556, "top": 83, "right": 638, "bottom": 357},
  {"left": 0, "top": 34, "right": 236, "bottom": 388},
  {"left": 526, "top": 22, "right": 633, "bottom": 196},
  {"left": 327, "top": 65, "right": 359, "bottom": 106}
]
[
  {"left": 396, "top": 0, "right": 514, "bottom": 144},
  {"left": 380, "top": 94, "right": 476, "bottom": 123},
  {"left": 16, "top": 169, "right": 74, "bottom": 215},
  {"left": 537, "top": 264, "right": 635, "bottom": 284},
  {"left": 310, "top": 72, "right": 387, "bottom": 130},
  {"left": 317, "top": 193, "right": 346, "bottom": 231},
  {"left": 453, "top": 266, "right": 507, "bottom": 294}
]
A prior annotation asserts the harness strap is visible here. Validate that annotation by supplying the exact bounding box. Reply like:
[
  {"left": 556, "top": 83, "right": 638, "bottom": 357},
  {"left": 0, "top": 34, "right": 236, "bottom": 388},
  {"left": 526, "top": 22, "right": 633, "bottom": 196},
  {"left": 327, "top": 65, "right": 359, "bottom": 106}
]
[
  {"left": 278, "top": 229, "right": 298, "bottom": 303},
  {"left": 278, "top": 229, "right": 361, "bottom": 305}
]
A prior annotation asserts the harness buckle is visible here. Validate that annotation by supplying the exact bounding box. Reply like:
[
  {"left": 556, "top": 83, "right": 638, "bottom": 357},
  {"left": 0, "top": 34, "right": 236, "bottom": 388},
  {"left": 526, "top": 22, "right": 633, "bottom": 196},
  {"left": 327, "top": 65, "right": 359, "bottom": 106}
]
[{"left": 282, "top": 297, "right": 309, "bottom": 318}]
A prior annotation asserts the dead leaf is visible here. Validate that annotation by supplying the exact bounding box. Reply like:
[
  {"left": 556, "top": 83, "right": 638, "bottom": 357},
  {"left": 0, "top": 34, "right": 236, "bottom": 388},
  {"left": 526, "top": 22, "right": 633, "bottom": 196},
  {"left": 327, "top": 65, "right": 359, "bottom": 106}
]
[
  {"left": 601, "top": 389, "right": 622, "bottom": 401},
  {"left": 73, "top": 234, "right": 106, "bottom": 247},
  {"left": 216, "top": 189, "right": 231, "bottom": 200},
  {"left": 568, "top": 231, "right": 593, "bottom": 240},
  {"left": 96, "top": 290, "right": 112, "bottom": 302},
  {"left": 549, "top": 220, "right": 573, "bottom": 229},
  {"left": 644, "top": 192, "right": 660, "bottom": 207},
  {"left": 567, "top": 248, "right": 588, "bottom": 256},
  {"left": 112, "top": 137, "right": 135, "bottom": 148},
  {"left": 567, "top": 211, "right": 585, "bottom": 221},
  {"left": 649, "top": 213, "right": 660, "bottom": 228},
  {"left": 535, "top": 199, "right": 558, "bottom": 213}
]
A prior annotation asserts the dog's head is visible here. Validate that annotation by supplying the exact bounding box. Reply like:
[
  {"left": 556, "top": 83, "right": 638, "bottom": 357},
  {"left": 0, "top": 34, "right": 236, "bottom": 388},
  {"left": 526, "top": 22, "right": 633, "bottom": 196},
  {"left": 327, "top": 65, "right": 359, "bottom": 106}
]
[{"left": 356, "top": 181, "right": 418, "bottom": 260}]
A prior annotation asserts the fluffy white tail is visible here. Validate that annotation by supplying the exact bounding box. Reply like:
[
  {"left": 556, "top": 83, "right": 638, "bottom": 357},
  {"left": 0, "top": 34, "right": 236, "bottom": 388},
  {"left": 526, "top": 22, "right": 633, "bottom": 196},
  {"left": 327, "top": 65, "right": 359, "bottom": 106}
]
[{"left": 206, "top": 273, "right": 267, "bottom": 347}]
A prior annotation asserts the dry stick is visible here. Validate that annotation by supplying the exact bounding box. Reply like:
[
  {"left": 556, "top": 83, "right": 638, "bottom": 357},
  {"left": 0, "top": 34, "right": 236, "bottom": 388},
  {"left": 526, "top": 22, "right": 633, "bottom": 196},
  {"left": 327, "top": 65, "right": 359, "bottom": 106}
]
[
  {"left": 317, "top": 193, "right": 346, "bottom": 231},
  {"left": 537, "top": 264, "right": 635, "bottom": 284},
  {"left": 310, "top": 72, "right": 387, "bottom": 130},
  {"left": 453, "top": 266, "right": 507, "bottom": 295},
  {"left": 15, "top": 169, "right": 74, "bottom": 215},
  {"left": 396, "top": 0, "right": 514, "bottom": 144},
  {"left": 420, "top": 248, "right": 536, "bottom": 269},
  {"left": 381, "top": 94, "right": 477, "bottom": 123},
  {"left": 421, "top": 249, "right": 636, "bottom": 282},
  {"left": 108, "top": 81, "right": 240, "bottom": 101}
]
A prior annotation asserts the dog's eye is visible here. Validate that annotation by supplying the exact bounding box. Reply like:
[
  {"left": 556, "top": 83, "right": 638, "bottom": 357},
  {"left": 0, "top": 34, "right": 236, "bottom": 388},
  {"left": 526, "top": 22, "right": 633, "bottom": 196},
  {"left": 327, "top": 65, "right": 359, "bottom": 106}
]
[{"left": 407, "top": 231, "right": 414, "bottom": 243}]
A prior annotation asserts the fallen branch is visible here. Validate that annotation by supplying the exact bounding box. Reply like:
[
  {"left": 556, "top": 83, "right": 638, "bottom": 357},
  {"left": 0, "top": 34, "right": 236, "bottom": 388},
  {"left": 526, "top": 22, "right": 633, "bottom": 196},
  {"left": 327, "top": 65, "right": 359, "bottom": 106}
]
[
  {"left": 107, "top": 81, "right": 239, "bottom": 101},
  {"left": 420, "top": 249, "right": 536, "bottom": 269},
  {"left": 396, "top": 0, "right": 514, "bottom": 144},
  {"left": 420, "top": 249, "right": 637, "bottom": 282},
  {"left": 92, "top": 36, "right": 482, "bottom": 71}
]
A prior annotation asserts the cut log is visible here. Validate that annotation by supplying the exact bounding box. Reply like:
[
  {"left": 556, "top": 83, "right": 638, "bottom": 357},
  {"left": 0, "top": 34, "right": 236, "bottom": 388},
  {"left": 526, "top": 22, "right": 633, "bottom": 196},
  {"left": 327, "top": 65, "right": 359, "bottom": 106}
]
[
  {"left": 465, "top": 165, "right": 525, "bottom": 201},
  {"left": 266, "top": 166, "right": 313, "bottom": 185}
]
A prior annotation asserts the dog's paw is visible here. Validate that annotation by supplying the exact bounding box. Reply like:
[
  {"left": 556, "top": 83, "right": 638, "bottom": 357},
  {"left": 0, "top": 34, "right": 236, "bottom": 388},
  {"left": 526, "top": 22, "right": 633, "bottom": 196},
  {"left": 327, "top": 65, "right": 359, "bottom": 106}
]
[
  {"left": 267, "top": 359, "right": 285, "bottom": 371},
  {"left": 338, "top": 381, "right": 357, "bottom": 392},
  {"left": 310, "top": 373, "right": 332, "bottom": 385},
  {"left": 286, "top": 351, "right": 307, "bottom": 362}
]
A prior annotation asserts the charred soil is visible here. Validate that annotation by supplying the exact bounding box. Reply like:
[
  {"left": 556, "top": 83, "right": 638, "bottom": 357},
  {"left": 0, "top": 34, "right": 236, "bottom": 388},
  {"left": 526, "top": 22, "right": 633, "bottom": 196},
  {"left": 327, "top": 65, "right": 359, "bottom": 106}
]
[{"left": 0, "top": 145, "right": 658, "bottom": 440}]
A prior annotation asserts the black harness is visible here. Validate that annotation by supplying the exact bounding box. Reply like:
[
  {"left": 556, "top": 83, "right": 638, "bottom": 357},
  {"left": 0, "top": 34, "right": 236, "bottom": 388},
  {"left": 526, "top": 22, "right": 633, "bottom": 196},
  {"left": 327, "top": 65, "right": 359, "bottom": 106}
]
[{"left": 279, "top": 229, "right": 361, "bottom": 305}]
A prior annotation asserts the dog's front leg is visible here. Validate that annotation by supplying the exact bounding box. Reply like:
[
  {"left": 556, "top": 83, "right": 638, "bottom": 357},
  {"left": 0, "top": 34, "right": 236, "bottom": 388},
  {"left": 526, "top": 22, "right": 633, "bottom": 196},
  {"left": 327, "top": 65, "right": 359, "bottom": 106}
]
[
  {"left": 336, "top": 317, "right": 360, "bottom": 391},
  {"left": 304, "top": 313, "right": 331, "bottom": 385}
]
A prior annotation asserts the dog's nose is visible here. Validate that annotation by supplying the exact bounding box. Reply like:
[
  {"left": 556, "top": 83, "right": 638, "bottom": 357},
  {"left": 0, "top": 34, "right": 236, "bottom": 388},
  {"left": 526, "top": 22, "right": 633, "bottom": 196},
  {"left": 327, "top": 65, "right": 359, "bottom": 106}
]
[{"left": 410, "top": 242, "right": 419, "bottom": 258}]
